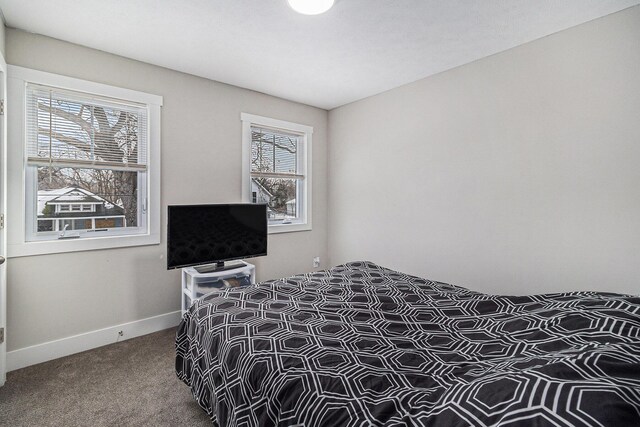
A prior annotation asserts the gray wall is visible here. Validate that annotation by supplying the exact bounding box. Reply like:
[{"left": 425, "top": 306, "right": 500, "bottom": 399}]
[
  {"left": 328, "top": 6, "right": 640, "bottom": 296},
  {"left": 6, "top": 29, "right": 328, "bottom": 351},
  {"left": 0, "top": 4, "right": 6, "bottom": 59},
  {"left": 0, "top": 22, "right": 5, "bottom": 58}
]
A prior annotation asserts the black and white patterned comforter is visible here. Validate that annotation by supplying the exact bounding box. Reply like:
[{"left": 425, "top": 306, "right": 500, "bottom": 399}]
[{"left": 176, "top": 261, "right": 640, "bottom": 426}]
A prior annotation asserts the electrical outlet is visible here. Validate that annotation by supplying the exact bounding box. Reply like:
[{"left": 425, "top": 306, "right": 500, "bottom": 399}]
[
  {"left": 118, "top": 330, "right": 124, "bottom": 337},
  {"left": 313, "top": 257, "right": 320, "bottom": 268}
]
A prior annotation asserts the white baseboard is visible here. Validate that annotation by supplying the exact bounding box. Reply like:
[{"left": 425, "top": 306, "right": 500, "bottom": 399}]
[{"left": 6, "top": 310, "right": 182, "bottom": 372}]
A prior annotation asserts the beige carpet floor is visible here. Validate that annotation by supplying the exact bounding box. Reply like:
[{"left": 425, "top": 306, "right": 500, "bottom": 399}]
[{"left": 0, "top": 328, "right": 212, "bottom": 426}]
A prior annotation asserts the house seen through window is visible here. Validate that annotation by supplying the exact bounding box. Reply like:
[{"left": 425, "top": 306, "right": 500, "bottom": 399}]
[{"left": 37, "top": 187, "right": 126, "bottom": 232}]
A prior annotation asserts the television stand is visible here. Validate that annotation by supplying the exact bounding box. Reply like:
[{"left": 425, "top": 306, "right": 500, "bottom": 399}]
[
  {"left": 181, "top": 261, "right": 256, "bottom": 314},
  {"left": 195, "top": 260, "right": 246, "bottom": 274}
]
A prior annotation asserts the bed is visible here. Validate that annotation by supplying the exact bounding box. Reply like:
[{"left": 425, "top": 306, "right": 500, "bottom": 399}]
[{"left": 176, "top": 261, "right": 640, "bottom": 426}]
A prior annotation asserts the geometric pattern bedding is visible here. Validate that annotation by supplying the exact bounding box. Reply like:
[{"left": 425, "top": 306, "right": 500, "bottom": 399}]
[{"left": 175, "top": 261, "right": 640, "bottom": 426}]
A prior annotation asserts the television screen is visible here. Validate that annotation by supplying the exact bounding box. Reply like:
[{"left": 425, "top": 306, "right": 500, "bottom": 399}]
[{"left": 167, "top": 204, "right": 267, "bottom": 270}]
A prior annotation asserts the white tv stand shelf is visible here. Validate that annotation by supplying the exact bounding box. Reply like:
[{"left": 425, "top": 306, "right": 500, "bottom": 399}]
[{"left": 181, "top": 261, "right": 256, "bottom": 314}]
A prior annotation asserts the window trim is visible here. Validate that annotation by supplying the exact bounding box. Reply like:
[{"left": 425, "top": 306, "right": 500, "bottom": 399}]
[
  {"left": 7, "top": 66, "right": 163, "bottom": 257},
  {"left": 241, "top": 113, "right": 312, "bottom": 234}
]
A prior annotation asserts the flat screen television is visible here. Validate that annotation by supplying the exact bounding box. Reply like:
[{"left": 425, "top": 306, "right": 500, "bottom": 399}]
[{"left": 167, "top": 204, "right": 267, "bottom": 272}]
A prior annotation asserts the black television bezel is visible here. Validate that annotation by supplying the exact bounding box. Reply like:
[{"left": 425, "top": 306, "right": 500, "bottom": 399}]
[{"left": 166, "top": 203, "right": 268, "bottom": 270}]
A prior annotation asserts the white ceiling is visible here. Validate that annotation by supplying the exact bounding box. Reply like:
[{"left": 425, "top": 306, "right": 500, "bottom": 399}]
[{"left": 0, "top": 0, "right": 638, "bottom": 110}]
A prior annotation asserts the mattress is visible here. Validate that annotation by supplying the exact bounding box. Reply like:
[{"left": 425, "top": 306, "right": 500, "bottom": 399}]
[{"left": 176, "top": 261, "right": 640, "bottom": 426}]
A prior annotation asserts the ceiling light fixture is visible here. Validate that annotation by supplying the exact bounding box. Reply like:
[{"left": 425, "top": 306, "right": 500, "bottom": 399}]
[{"left": 287, "top": 0, "right": 335, "bottom": 15}]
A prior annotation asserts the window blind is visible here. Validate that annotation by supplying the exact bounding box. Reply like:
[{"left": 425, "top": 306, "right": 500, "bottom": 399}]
[
  {"left": 26, "top": 83, "right": 148, "bottom": 171},
  {"left": 250, "top": 126, "right": 303, "bottom": 179}
]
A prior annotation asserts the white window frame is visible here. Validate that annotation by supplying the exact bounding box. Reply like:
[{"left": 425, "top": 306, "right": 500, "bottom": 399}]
[
  {"left": 7, "top": 66, "right": 163, "bottom": 257},
  {"left": 241, "top": 113, "right": 312, "bottom": 234}
]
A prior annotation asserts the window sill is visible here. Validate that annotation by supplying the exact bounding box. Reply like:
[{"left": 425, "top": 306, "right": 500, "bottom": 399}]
[
  {"left": 7, "top": 232, "right": 160, "bottom": 258},
  {"left": 268, "top": 223, "right": 312, "bottom": 234}
]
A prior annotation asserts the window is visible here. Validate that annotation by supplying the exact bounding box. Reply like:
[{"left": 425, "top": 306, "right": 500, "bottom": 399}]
[
  {"left": 241, "top": 113, "right": 312, "bottom": 233},
  {"left": 25, "top": 82, "right": 148, "bottom": 242},
  {"left": 7, "top": 66, "right": 162, "bottom": 257}
]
